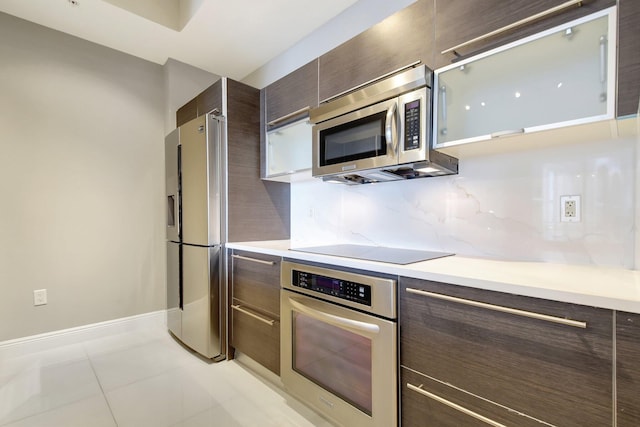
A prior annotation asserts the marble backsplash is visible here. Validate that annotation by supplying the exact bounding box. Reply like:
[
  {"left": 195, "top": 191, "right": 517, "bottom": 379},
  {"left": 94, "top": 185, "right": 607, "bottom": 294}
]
[{"left": 290, "top": 137, "right": 637, "bottom": 268}]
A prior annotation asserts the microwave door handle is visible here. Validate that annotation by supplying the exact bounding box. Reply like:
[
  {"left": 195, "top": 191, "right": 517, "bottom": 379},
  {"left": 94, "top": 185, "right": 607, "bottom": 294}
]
[
  {"left": 288, "top": 297, "right": 380, "bottom": 338},
  {"left": 385, "top": 102, "right": 398, "bottom": 154}
]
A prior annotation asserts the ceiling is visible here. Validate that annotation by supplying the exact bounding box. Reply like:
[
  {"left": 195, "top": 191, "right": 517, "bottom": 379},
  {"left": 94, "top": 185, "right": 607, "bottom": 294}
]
[{"left": 0, "top": 0, "right": 360, "bottom": 81}]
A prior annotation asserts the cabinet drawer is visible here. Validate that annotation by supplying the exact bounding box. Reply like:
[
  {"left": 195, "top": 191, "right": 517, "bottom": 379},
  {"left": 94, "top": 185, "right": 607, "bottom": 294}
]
[
  {"left": 231, "top": 299, "right": 280, "bottom": 375},
  {"left": 401, "top": 367, "right": 544, "bottom": 427},
  {"left": 231, "top": 251, "right": 281, "bottom": 317},
  {"left": 400, "top": 277, "right": 613, "bottom": 426}
]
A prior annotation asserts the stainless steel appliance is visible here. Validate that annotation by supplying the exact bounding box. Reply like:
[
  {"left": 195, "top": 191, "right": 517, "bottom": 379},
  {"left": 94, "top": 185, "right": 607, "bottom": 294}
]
[
  {"left": 280, "top": 261, "right": 398, "bottom": 427},
  {"left": 310, "top": 64, "right": 458, "bottom": 184},
  {"left": 165, "top": 113, "right": 225, "bottom": 360}
]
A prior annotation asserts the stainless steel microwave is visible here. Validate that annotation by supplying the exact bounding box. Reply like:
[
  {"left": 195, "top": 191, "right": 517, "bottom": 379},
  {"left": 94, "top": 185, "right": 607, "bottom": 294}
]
[{"left": 310, "top": 65, "right": 458, "bottom": 184}]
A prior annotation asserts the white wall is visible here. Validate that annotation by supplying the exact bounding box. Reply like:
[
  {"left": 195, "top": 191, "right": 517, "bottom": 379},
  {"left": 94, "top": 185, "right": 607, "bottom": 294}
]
[
  {"left": 0, "top": 13, "right": 166, "bottom": 341},
  {"left": 291, "top": 136, "right": 637, "bottom": 268},
  {"left": 162, "top": 58, "right": 219, "bottom": 134}
]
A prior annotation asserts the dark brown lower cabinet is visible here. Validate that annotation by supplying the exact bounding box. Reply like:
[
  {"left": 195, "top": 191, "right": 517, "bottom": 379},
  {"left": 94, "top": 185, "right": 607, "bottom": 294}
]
[
  {"left": 617, "top": 311, "right": 640, "bottom": 426},
  {"left": 402, "top": 367, "right": 547, "bottom": 427},
  {"left": 230, "top": 302, "right": 280, "bottom": 375},
  {"left": 229, "top": 250, "right": 281, "bottom": 375},
  {"left": 399, "top": 277, "right": 613, "bottom": 427}
]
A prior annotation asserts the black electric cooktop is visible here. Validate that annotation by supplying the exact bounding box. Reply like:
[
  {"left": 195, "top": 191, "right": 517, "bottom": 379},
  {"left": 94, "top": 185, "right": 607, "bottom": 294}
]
[{"left": 292, "top": 244, "right": 454, "bottom": 265}]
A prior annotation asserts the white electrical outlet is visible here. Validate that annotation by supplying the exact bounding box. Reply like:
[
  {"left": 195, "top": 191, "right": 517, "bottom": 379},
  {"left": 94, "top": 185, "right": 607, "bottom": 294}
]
[
  {"left": 33, "top": 289, "right": 47, "bottom": 306},
  {"left": 560, "top": 195, "right": 581, "bottom": 222}
]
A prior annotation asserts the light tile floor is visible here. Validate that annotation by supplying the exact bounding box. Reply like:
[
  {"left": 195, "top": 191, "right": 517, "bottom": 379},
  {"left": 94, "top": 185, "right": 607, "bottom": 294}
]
[{"left": 0, "top": 329, "right": 333, "bottom": 427}]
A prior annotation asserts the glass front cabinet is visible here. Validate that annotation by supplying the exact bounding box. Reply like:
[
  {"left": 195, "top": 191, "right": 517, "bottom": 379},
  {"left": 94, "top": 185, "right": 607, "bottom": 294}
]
[
  {"left": 263, "top": 118, "right": 312, "bottom": 182},
  {"left": 433, "top": 7, "right": 617, "bottom": 155}
]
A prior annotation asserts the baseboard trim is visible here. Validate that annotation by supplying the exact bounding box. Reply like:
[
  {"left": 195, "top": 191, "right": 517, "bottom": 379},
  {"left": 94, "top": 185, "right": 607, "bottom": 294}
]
[{"left": 0, "top": 310, "right": 167, "bottom": 358}]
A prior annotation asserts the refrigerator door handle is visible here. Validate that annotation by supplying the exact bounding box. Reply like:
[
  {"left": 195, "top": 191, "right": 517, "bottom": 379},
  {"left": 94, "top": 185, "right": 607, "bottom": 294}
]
[{"left": 179, "top": 244, "right": 183, "bottom": 310}]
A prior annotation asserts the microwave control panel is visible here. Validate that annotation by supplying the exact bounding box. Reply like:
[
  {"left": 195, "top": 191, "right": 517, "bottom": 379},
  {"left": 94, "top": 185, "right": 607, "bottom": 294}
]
[
  {"left": 404, "top": 99, "right": 421, "bottom": 151},
  {"left": 292, "top": 269, "right": 372, "bottom": 306}
]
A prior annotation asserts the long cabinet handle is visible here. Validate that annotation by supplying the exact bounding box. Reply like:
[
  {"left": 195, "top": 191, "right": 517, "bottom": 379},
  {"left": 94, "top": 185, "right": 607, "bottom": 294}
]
[
  {"left": 267, "top": 106, "right": 310, "bottom": 128},
  {"left": 441, "top": 0, "right": 583, "bottom": 55},
  {"left": 320, "top": 60, "right": 421, "bottom": 104},
  {"left": 231, "top": 304, "right": 276, "bottom": 326},
  {"left": 490, "top": 128, "right": 525, "bottom": 138},
  {"left": 231, "top": 254, "right": 276, "bottom": 266},
  {"left": 405, "top": 288, "right": 587, "bottom": 328},
  {"left": 406, "top": 383, "right": 508, "bottom": 427}
]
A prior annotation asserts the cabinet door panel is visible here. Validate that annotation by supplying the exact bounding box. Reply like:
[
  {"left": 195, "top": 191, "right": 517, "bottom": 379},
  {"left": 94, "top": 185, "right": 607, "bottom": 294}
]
[
  {"left": 266, "top": 59, "right": 318, "bottom": 123},
  {"left": 197, "top": 80, "right": 222, "bottom": 116},
  {"left": 318, "top": 0, "right": 433, "bottom": 102},
  {"left": 231, "top": 251, "right": 281, "bottom": 318},
  {"left": 400, "top": 278, "right": 613, "bottom": 427},
  {"left": 434, "top": 0, "right": 615, "bottom": 69},
  {"left": 433, "top": 10, "right": 615, "bottom": 149},
  {"left": 617, "top": 0, "right": 640, "bottom": 117},
  {"left": 231, "top": 298, "right": 280, "bottom": 375},
  {"left": 176, "top": 98, "right": 197, "bottom": 127},
  {"left": 617, "top": 311, "right": 640, "bottom": 426},
  {"left": 401, "top": 368, "right": 545, "bottom": 427}
]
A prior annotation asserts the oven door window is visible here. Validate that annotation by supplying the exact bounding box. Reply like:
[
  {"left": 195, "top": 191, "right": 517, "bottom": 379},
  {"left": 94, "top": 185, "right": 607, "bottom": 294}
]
[
  {"left": 293, "top": 311, "right": 372, "bottom": 415},
  {"left": 319, "top": 111, "right": 387, "bottom": 167}
]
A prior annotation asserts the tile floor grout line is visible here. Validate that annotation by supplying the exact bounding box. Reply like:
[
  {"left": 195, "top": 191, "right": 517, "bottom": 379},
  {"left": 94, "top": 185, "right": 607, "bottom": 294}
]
[
  {"left": 84, "top": 341, "right": 120, "bottom": 427},
  {"left": 0, "top": 346, "right": 104, "bottom": 427}
]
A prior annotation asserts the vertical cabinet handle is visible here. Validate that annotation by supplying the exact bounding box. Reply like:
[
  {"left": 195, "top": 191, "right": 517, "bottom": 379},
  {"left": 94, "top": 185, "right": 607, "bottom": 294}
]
[
  {"left": 406, "top": 383, "right": 508, "bottom": 427},
  {"left": 439, "top": 85, "right": 448, "bottom": 136},
  {"left": 599, "top": 35, "right": 607, "bottom": 102},
  {"left": 405, "top": 288, "right": 587, "bottom": 328}
]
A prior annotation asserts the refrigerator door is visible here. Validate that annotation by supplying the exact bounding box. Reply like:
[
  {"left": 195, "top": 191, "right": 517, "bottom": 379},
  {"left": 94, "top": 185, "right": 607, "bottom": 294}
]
[
  {"left": 182, "top": 244, "right": 224, "bottom": 359},
  {"left": 165, "top": 128, "right": 180, "bottom": 243},
  {"left": 180, "top": 115, "right": 221, "bottom": 246},
  {"left": 166, "top": 241, "right": 181, "bottom": 339}
]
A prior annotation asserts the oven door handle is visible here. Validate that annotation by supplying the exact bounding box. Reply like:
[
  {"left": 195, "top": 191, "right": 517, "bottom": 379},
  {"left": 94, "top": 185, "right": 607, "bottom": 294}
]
[{"left": 288, "top": 297, "right": 380, "bottom": 338}]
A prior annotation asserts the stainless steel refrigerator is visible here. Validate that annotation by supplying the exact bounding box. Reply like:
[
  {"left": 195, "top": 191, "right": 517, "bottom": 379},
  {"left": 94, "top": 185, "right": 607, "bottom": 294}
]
[{"left": 165, "top": 113, "right": 225, "bottom": 360}]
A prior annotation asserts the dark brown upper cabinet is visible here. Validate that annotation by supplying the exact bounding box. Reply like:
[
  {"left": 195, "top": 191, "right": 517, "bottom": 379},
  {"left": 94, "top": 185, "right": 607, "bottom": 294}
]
[
  {"left": 318, "top": 0, "right": 434, "bottom": 103},
  {"left": 175, "top": 79, "right": 290, "bottom": 242},
  {"left": 265, "top": 59, "right": 318, "bottom": 126},
  {"left": 617, "top": 0, "right": 640, "bottom": 117},
  {"left": 433, "top": 0, "right": 615, "bottom": 70},
  {"left": 176, "top": 79, "right": 223, "bottom": 127}
]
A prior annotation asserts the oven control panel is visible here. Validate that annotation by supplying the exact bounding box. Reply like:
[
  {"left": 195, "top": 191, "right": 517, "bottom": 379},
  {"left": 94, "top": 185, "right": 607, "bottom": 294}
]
[{"left": 292, "top": 269, "right": 372, "bottom": 306}]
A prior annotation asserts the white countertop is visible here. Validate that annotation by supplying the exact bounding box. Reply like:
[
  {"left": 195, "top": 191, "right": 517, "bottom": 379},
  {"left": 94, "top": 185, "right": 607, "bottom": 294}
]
[{"left": 226, "top": 240, "right": 640, "bottom": 314}]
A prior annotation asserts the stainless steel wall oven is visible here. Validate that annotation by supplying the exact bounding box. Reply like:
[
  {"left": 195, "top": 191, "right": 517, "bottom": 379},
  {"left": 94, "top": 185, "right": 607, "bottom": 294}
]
[{"left": 280, "top": 260, "right": 398, "bottom": 427}]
